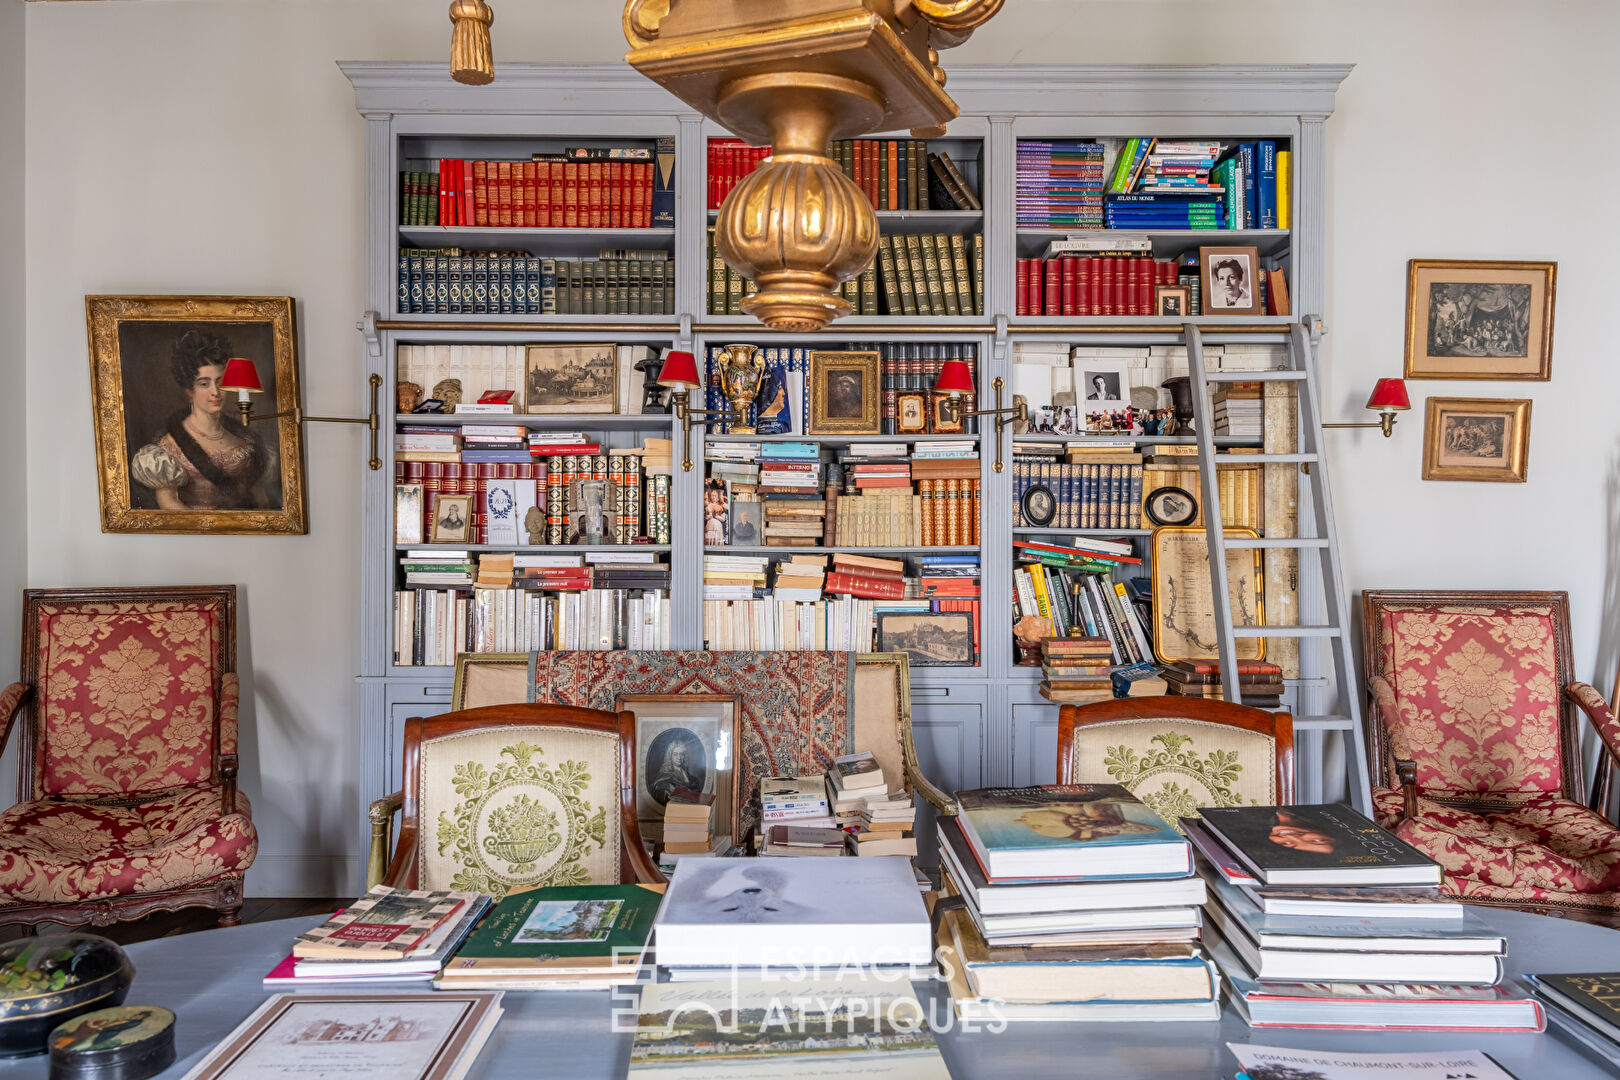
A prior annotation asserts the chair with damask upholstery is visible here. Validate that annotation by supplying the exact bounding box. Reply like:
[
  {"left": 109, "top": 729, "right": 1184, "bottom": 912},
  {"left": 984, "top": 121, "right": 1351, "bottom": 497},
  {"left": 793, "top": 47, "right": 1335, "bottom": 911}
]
[
  {"left": 368, "top": 704, "right": 664, "bottom": 895},
  {"left": 1362, "top": 589, "right": 1620, "bottom": 926},
  {"left": 1057, "top": 697, "right": 1295, "bottom": 825},
  {"left": 0, "top": 587, "right": 256, "bottom": 929}
]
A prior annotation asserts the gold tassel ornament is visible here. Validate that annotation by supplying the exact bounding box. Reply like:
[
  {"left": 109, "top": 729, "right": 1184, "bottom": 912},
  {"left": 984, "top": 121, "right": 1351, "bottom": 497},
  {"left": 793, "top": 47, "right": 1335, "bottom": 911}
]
[{"left": 449, "top": 0, "right": 495, "bottom": 86}]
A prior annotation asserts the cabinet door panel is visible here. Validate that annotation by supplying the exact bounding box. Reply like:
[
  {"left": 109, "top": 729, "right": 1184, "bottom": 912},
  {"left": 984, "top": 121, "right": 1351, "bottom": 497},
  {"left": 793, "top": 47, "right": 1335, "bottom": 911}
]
[
  {"left": 909, "top": 686, "right": 987, "bottom": 868},
  {"left": 1010, "top": 700, "right": 1061, "bottom": 789}
]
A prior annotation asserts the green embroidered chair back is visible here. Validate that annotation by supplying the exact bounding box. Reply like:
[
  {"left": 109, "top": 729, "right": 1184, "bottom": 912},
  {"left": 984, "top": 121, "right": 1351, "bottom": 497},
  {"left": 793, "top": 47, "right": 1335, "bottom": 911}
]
[
  {"left": 374, "top": 705, "right": 661, "bottom": 896},
  {"left": 1058, "top": 700, "right": 1295, "bottom": 829}
]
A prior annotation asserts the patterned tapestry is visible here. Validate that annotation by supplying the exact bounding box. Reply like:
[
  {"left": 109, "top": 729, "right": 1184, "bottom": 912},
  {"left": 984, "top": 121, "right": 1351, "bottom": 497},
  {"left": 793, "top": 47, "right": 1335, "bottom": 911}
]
[{"left": 531, "top": 651, "right": 856, "bottom": 834}]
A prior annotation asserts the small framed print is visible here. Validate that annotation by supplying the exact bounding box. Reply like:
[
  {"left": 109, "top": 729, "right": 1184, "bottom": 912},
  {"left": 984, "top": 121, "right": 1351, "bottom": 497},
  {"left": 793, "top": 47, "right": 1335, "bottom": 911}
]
[
  {"left": 1077, "top": 359, "right": 1130, "bottom": 407},
  {"left": 1199, "top": 245, "right": 1262, "bottom": 316},
  {"left": 617, "top": 693, "right": 740, "bottom": 844},
  {"left": 876, "top": 611, "right": 977, "bottom": 667},
  {"left": 395, "top": 483, "right": 424, "bottom": 544},
  {"left": 1021, "top": 484, "right": 1057, "bottom": 527},
  {"left": 1421, "top": 397, "right": 1531, "bottom": 483},
  {"left": 729, "top": 497, "right": 762, "bottom": 546},
  {"left": 1404, "top": 260, "right": 1556, "bottom": 380},
  {"left": 896, "top": 392, "right": 928, "bottom": 434},
  {"left": 1144, "top": 485, "right": 1197, "bottom": 527},
  {"left": 524, "top": 343, "right": 618, "bottom": 413},
  {"left": 929, "top": 393, "right": 965, "bottom": 434},
  {"left": 1154, "top": 285, "right": 1192, "bottom": 317},
  {"left": 430, "top": 493, "right": 472, "bottom": 543},
  {"left": 809, "top": 350, "right": 881, "bottom": 434}
]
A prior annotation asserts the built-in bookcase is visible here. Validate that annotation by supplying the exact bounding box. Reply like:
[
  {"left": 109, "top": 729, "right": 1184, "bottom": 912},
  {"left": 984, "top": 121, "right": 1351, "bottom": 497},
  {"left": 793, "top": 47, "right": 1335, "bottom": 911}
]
[{"left": 344, "top": 62, "right": 1350, "bottom": 887}]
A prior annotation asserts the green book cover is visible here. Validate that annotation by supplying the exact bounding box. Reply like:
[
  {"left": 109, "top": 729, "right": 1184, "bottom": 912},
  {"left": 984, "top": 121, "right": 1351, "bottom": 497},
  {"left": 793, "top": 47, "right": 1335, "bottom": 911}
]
[{"left": 447, "top": 884, "right": 662, "bottom": 972}]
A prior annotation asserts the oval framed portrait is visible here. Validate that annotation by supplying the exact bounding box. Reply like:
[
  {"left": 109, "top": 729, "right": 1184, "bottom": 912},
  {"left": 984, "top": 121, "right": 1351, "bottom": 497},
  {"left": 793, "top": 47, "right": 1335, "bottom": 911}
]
[
  {"left": 1021, "top": 484, "right": 1057, "bottom": 527},
  {"left": 1144, "top": 486, "right": 1197, "bottom": 527}
]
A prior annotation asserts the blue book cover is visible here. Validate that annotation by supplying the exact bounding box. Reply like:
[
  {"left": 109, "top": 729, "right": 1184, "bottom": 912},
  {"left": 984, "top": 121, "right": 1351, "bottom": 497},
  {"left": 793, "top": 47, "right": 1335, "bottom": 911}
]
[
  {"left": 956, "top": 784, "right": 1184, "bottom": 853},
  {"left": 760, "top": 441, "right": 820, "bottom": 457},
  {"left": 1255, "top": 141, "right": 1277, "bottom": 229},
  {"left": 1238, "top": 143, "right": 1258, "bottom": 229},
  {"left": 652, "top": 135, "right": 676, "bottom": 229}
]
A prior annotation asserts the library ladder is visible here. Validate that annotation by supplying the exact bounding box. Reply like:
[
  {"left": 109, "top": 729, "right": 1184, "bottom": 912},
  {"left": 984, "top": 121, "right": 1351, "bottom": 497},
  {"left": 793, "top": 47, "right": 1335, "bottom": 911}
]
[{"left": 1183, "top": 318, "right": 1373, "bottom": 816}]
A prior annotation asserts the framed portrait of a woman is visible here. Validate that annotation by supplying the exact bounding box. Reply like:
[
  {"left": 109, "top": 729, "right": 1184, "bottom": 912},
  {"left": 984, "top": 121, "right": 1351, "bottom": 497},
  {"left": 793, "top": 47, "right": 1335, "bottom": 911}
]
[{"left": 86, "top": 296, "right": 307, "bottom": 534}]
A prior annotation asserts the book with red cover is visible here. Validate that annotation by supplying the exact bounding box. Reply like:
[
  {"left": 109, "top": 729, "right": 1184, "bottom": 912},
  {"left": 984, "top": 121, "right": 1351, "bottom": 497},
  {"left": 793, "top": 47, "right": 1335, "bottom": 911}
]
[
  {"left": 824, "top": 572, "right": 905, "bottom": 599},
  {"left": 472, "top": 161, "right": 489, "bottom": 227},
  {"left": 460, "top": 158, "right": 474, "bottom": 227}
]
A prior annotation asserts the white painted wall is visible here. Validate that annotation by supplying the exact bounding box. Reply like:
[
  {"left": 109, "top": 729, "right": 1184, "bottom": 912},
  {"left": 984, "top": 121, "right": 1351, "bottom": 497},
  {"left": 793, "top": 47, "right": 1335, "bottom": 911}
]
[
  {"left": 1, "top": 0, "right": 25, "bottom": 804},
  {"left": 22, "top": 1, "right": 1620, "bottom": 893}
]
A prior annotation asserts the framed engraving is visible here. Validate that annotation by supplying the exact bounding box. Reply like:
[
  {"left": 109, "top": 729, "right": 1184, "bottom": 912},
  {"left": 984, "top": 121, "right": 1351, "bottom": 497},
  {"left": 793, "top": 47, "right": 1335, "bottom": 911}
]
[
  {"left": 85, "top": 295, "right": 306, "bottom": 534},
  {"left": 1144, "top": 486, "right": 1197, "bottom": 527},
  {"left": 617, "top": 693, "right": 739, "bottom": 844},
  {"left": 1404, "top": 260, "right": 1556, "bottom": 380},
  {"left": 1421, "top": 397, "right": 1531, "bottom": 483},
  {"left": 430, "top": 494, "right": 472, "bottom": 544},
  {"left": 1150, "top": 526, "right": 1265, "bottom": 664},
  {"left": 875, "top": 611, "right": 977, "bottom": 667},
  {"left": 809, "top": 350, "right": 881, "bottom": 435},
  {"left": 524, "top": 343, "right": 618, "bottom": 413}
]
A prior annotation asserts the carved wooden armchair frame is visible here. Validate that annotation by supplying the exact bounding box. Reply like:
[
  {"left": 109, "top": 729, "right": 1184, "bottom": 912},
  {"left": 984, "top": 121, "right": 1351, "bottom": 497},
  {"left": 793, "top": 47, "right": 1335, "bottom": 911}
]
[
  {"left": 368, "top": 703, "right": 664, "bottom": 890},
  {"left": 0, "top": 586, "right": 249, "bottom": 928}
]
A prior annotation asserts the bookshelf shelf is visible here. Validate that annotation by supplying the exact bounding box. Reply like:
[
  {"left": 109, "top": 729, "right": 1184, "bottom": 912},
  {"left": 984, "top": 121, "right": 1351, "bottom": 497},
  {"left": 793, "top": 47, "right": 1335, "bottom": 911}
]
[
  {"left": 399, "top": 225, "right": 675, "bottom": 256},
  {"left": 348, "top": 62, "right": 1349, "bottom": 874},
  {"left": 396, "top": 543, "right": 674, "bottom": 554},
  {"left": 1011, "top": 435, "right": 1262, "bottom": 448}
]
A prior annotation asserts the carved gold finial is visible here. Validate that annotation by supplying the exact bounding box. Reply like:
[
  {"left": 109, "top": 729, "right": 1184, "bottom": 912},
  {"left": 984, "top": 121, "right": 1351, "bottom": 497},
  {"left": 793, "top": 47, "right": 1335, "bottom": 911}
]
[
  {"left": 622, "top": 0, "right": 670, "bottom": 49},
  {"left": 449, "top": 0, "right": 495, "bottom": 87}
]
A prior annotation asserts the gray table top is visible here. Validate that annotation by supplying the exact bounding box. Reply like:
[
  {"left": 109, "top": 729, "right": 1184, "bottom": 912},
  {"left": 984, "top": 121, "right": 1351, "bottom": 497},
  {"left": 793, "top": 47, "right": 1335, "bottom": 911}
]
[{"left": 9, "top": 906, "right": 1617, "bottom": 1079}]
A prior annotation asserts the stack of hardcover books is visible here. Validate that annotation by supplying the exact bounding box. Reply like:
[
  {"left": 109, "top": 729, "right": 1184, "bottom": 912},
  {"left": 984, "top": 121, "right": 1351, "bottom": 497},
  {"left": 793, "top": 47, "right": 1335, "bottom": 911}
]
[
  {"left": 264, "top": 886, "right": 491, "bottom": 988},
  {"left": 935, "top": 784, "right": 1219, "bottom": 1021},
  {"left": 1039, "top": 637, "right": 1115, "bottom": 704},
  {"left": 437, "top": 884, "right": 660, "bottom": 990},
  {"left": 1187, "top": 805, "right": 1543, "bottom": 1031},
  {"left": 1164, "top": 660, "right": 1284, "bottom": 708},
  {"left": 661, "top": 788, "right": 715, "bottom": 855},
  {"left": 759, "top": 775, "right": 833, "bottom": 830}
]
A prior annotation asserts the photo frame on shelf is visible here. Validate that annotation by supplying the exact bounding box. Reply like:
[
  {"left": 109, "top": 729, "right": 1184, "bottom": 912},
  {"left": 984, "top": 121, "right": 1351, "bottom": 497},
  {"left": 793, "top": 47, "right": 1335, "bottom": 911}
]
[
  {"left": 1077, "top": 359, "right": 1130, "bottom": 408},
  {"left": 1404, "top": 260, "right": 1556, "bottom": 380},
  {"left": 896, "top": 392, "right": 928, "bottom": 435},
  {"left": 1421, "top": 397, "right": 1531, "bottom": 483},
  {"left": 85, "top": 295, "right": 307, "bottom": 535},
  {"left": 702, "top": 478, "right": 729, "bottom": 546},
  {"left": 1144, "top": 486, "right": 1197, "bottom": 527},
  {"left": 617, "top": 693, "right": 740, "bottom": 845},
  {"left": 395, "top": 484, "right": 424, "bottom": 545},
  {"left": 1021, "top": 485, "right": 1057, "bottom": 528},
  {"left": 808, "top": 351, "right": 881, "bottom": 435},
  {"left": 929, "top": 393, "right": 966, "bottom": 434},
  {"left": 524, "top": 343, "right": 618, "bottom": 414},
  {"left": 1150, "top": 526, "right": 1266, "bottom": 664},
  {"left": 729, "top": 497, "right": 762, "bottom": 547},
  {"left": 1154, "top": 285, "right": 1192, "bottom": 317},
  {"left": 1198, "top": 245, "right": 1263, "bottom": 317},
  {"left": 876, "top": 611, "right": 976, "bottom": 667},
  {"left": 430, "top": 494, "right": 473, "bottom": 544}
]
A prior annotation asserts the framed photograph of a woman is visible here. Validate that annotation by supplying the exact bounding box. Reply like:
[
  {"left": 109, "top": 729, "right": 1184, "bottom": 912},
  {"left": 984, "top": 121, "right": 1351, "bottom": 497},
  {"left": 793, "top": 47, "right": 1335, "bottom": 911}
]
[
  {"left": 86, "top": 296, "right": 307, "bottom": 534},
  {"left": 617, "top": 694, "right": 739, "bottom": 845}
]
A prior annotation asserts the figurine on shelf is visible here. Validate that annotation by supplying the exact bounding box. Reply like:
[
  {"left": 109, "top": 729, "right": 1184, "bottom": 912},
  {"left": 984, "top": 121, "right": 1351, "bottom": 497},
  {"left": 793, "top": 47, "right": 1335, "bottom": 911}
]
[
  {"left": 432, "top": 378, "right": 464, "bottom": 411},
  {"left": 754, "top": 360, "right": 791, "bottom": 435},
  {"left": 1014, "top": 616, "right": 1054, "bottom": 667},
  {"left": 396, "top": 381, "right": 423, "bottom": 415},
  {"left": 523, "top": 505, "right": 546, "bottom": 545}
]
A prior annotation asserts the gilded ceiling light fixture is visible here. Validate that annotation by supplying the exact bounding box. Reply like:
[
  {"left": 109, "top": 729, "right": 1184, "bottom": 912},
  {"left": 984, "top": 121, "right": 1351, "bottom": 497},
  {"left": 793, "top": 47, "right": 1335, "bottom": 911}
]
[
  {"left": 623, "top": 0, "right": 1003, "bottom": 330},
  {"left": 449, "top": 0, "right": 496, "bottom": 86}
]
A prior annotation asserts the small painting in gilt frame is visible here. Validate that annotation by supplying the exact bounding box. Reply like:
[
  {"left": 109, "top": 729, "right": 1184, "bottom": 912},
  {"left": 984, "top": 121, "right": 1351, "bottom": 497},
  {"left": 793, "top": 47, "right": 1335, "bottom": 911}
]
[
  {"left": 809, "top": 351, "right": 881, "bottom": 435},
  {"left": 1404, "top": 260, "right": 1555, "bottom": 380},
  {"left": 1421, "top": 397, "right": 1531, "bottom": 483}
]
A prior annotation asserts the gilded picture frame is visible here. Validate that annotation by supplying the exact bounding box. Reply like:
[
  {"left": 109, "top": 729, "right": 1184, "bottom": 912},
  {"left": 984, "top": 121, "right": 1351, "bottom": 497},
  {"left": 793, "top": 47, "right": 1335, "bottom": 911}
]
[
  {"left": 1404, "top": 260, "right": 1556, "bottom": 381},
  {"left": 1150, "top": 526, "right": 1266, "bottom": 664},
  {"left": 808, "top": 350, "right": 881, "bottom": 435},
  {"left": 1421, "top": 397, "right": 1531, "bottom": 483},
  {"left": 85, "top": 295, "right": 307, "bottom": 534}
]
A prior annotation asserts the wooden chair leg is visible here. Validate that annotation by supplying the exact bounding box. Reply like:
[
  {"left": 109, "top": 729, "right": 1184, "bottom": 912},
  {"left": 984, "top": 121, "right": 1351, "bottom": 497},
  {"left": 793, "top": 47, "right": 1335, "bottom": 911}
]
[{"left": 218, "top": 906, "right": 243, "bottom": 928}]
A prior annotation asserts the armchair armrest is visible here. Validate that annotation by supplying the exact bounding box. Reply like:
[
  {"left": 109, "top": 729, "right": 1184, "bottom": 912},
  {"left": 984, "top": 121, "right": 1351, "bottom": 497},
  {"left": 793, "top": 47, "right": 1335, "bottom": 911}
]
[
  {"left": 904, "top": 762, "right": 957, "bottom": 817},
  {"left": 218, "top": 673, "right": 240, "bottom": 817},
  {"left": 1395, "top": 759, "right": 1418, "bottom": 823},
  {"left": 1568, "top": 682, "right": 1620, "bottom": 764},
  {"left": 368, "top": 791, "right": 404, "bottom": 890},
  {"left": 0, "top": 683, "right": 30, "bottom": 763}
]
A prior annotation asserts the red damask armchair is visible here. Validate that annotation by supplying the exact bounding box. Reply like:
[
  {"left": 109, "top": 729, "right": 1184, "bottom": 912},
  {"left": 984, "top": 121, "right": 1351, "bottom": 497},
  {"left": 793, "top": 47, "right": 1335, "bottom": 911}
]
[
  {"left": 0, "top": 587, "right": 257, "bottom": 928},
  {"left": 1362, "top": 590, "right": 1620, "bottom": 926}
]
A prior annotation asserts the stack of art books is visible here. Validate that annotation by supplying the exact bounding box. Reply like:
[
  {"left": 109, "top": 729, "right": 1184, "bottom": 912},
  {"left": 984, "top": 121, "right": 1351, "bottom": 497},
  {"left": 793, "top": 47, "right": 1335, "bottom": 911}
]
[
  {"left": 436, "top": 884, "right": 661, "bottom": 991},
  {"left": 1187, "top": 805, "right": 1543, "bottom": 1031},
  {"left": 935, "top": 784, "right": 1219, "bottom": 1021},
  {"left": 264, "top": 887, "right": 491, "bottom": 989},
  {"left": 1525, "top": 970, "right": 1620, "bottom": 1067}
]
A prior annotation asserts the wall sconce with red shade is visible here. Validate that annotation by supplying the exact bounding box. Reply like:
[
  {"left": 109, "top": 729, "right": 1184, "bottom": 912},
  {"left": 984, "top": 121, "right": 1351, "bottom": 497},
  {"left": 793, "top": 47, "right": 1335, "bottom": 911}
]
[
  {"left": 655, "top": 349, "right": 735, "bottom": 472},
  {"left": 933, "top": 359, "right": 1026, "bottom": 474},
  {"left": 1323, "top": 377, "right": 1410, "bottom": 438},
  {"left": 220, "top": 358, "right": 385, "bottom": 470}
]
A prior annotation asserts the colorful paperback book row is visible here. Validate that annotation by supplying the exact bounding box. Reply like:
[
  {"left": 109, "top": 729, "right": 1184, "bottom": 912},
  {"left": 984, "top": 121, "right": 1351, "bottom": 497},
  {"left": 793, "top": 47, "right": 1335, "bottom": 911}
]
[
  {"left": 398, "top": 250, "right": 674, "bottom": 316},
  {"left": 707, "top": 137, "right": 980, "bottom": 212},
  {"left": 700, "top": 343, "right": 978, "bottom": 436},
  {"left": 399, "top": 141, "right": 675, "bottom": 229},
  {"left": 707, "top": 228, "right": 985, "bottom": 318}
]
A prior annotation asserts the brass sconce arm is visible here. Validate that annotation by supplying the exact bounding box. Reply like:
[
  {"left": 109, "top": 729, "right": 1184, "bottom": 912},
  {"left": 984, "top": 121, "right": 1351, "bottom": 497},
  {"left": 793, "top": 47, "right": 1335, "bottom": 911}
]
[
  {"left": 1322, "top": 412, "right": 1400, "bottom": 438},
  {"left": 234, "top": 374, "right": 385, "bottom": 471},
  {"left": 938, "top": 376, "right": 1025, "bottom": 473},
  {"left": 669, "top": 389, "right": 736, "bottom": 472}
]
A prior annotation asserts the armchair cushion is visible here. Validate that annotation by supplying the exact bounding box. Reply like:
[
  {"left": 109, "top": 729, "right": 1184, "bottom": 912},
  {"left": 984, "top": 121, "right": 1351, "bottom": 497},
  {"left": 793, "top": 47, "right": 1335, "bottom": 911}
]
[
  {"left": 1069, "top": 717, "right": 1278, "bottom": 825},
  {"left": 35, "top": 601, "right": 223, "bottom": 797},
  {"left": 0, "top": 787, "right": 256, "bottom": 905},
  {"left": 1369, "top": 604, "right": 1563, "bottom": 800},
  {"left": 1373, "top": 788, "right": 1620, "bottom": 895},
  {"left": 416, "top": 725, "right": 622, "bottom": 897}
]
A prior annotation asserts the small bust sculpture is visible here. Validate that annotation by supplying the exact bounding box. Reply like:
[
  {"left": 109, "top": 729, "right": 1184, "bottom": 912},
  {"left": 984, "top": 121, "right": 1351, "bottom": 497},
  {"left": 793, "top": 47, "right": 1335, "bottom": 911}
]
[
  {"left": 523, "top": 505, "right": 545, "bottom": 545},
  {"left": 432, "top": 378, "right": 464, "bottom": 411},
  {"left": 397, "top": 381, "right": 423, "bottom": 414}
]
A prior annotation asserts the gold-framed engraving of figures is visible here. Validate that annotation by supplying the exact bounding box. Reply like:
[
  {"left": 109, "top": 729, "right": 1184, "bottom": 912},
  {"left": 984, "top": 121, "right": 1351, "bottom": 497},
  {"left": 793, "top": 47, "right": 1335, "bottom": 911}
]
[
  {"left": 1404, "top": 259, "right": 1556, "bottom": 380},
  {"left": 616, "top": 693, "right": 739, "bottom": 846},
  {"left": 86, "top": 295, "right": 306, "bottom": 534},
  {"left": 1150, "top": 526, "right": 1266, "bottom": 664}
]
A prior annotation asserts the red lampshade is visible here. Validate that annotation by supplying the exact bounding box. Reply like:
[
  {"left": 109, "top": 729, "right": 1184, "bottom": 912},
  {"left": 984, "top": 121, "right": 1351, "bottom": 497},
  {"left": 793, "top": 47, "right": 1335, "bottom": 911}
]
[
  {"left": 1365, "top": 377, "right": 1410, "bottom": 411},
  {"left": 219, "top": 357, "right": 263, "bottom": 393},
  {"left": 935, "top": 359, "right": 975, "bottom": 395},
  {"left": 656, "top": 350, "right": 701, "bottom": 389}
]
